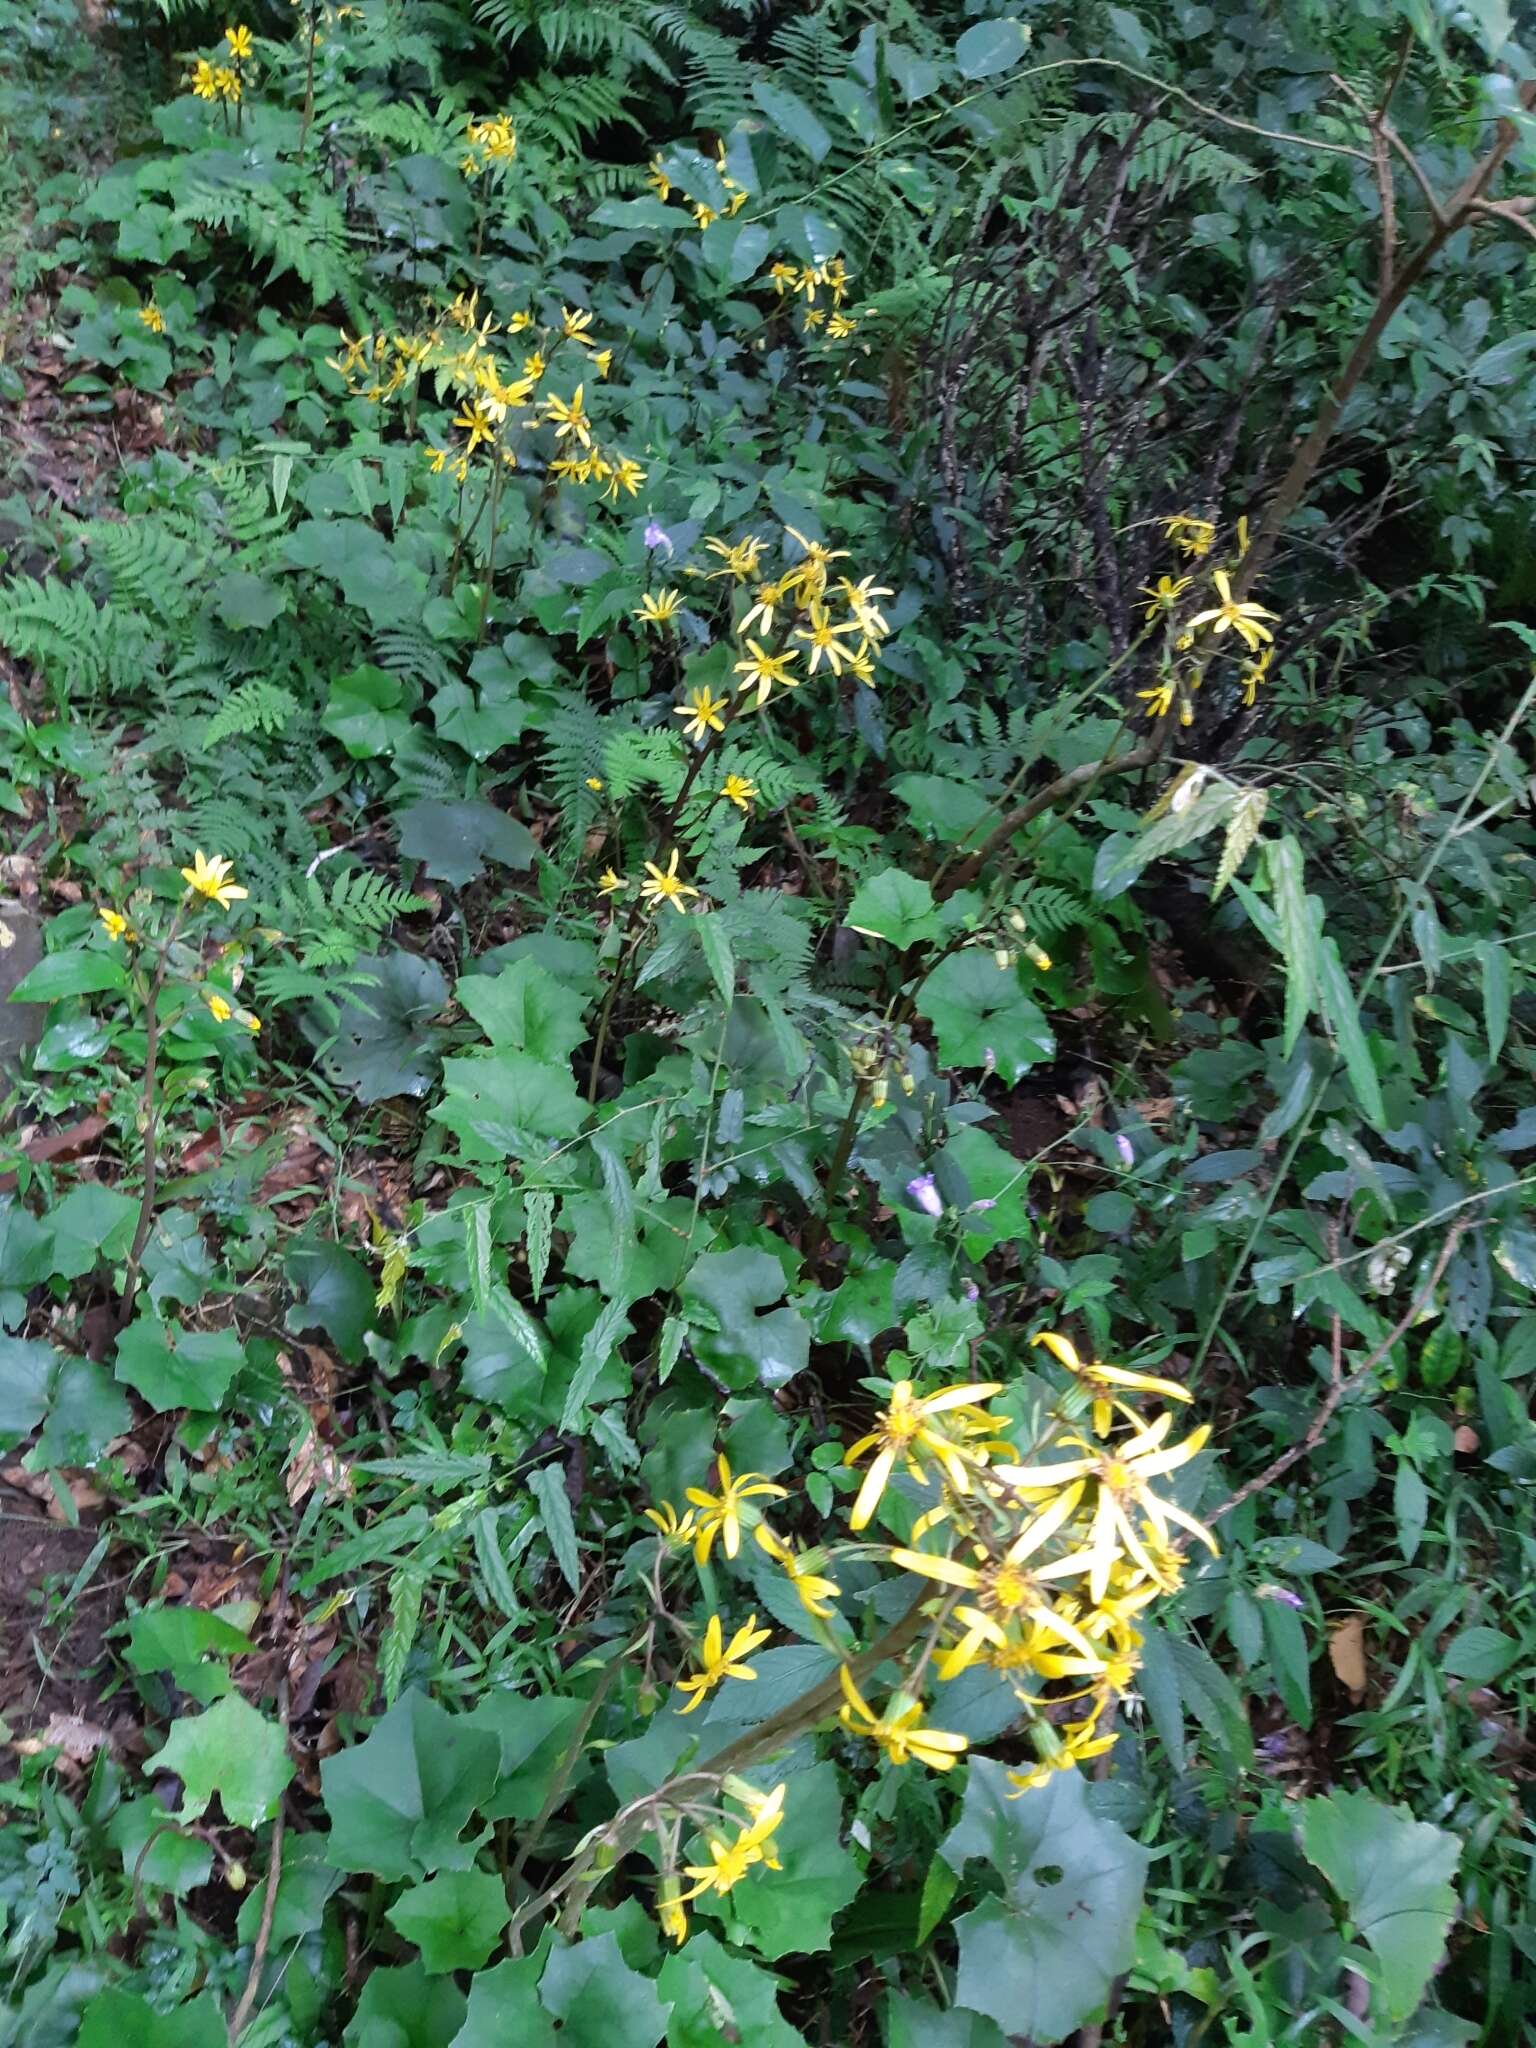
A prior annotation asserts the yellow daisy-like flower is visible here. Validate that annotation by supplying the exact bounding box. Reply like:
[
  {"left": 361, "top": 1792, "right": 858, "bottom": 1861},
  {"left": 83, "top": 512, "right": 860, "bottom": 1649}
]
[
  {"left": 1030, "top": 1329, "right": 1191, "bottom": 1438},
  {"left": 674, "top": 1612, "right": 773, "bottom": 1714},
  {"left": 241, "top": 1011, "right": 261, "bottom": 1035},
  {"left": 635, "top": 588, "right": 683, "bottom": 627},
  {"left": 782, "top": 526, "right": 850, "bottom": 599},
  {"left": 685, "top": 1456, "right": 788, "bottom": 1563},
  {"left": 732, "top": 639, "right": 799, "bottom": 710},
  {"left": 585, "top": 776, "right": 604, "bottom": 792},
  {"left": 1187, "top": 569, "right": 1278, "bottom": 653},
  {"left": 561, "top": 306, "right": 594, "bottom": 346},
  {"left": 224, "top": 23, "right": 254, "bottom": 60},
  {"left": 138, "top": 303, "right": 165, "bottom": 334},
  {"left": 837, "top": 576, "right": 892, "bottom": 641},
  {"left": 1163, "top": 513, "right": 1216, "bottom": 559},
  {"left": 719, "top": 774, "right": 757, "bottom": 813},
  {"left": 190, "top": 58, "right": 219, "bottom": 98},
  {"left": 997, "top": 1412, "right": 1217, "bottom": 1603},
  {"left": 1137, "top": 680, "right": 1175, "bottom": 720},
  {"left": 755, "top": 1524, "right": 839, "bottom": 1619},
  {"left": 825, "top": 313, "right": 858, "bottom": 340},
  {"left": 767, "top": 262, "right": 799, "bottom": 292},
  {"left": 640, "top": 850, "right": 701, "bottom": 915},
  {"left": 97, "top": 907, "right": 134, "bottom": 943},
  {"left": 674, "top": 1783, "right": 786, "bottom": 1901},
  {"left": 675, "top": 685, "right": 728, "bottom": 742},
  {"left": 453, "top": 397, "right": 498, "bottom": 452},
  {"left": 597, "top": 868, "right": 627, "bottom": 896},
  {"left": 602, "top": 455, "right": 646, "bottom": 501},
  {"left": 837, "top": 1668, "right": 968, "bottom": 1771},
  {"left": 424, "top": 446, "right": 449, "bottom": 474},
  {"left": 214, "top": 66, "right": 241, "bottom": 102},
  {"left": 739, "top": 578, "right": 789, "bottom": 639},
  {"left": 657, "top": 1882, "right": 688, "bottom": 1944},
  {"left": 181, "top": 850, "right": 248, "bottom": 909},
  {"left": 590, "top": 348, "right": 613, "bottom": 378},
  {"left": 1140, "top": 574, "right": 1190, "bottom": 620},
  {"left": 703, "top": 534, "right": 765, "bottom": 583},
  {"left": 642, "top": 1500, "right": 697, "bottom": 1547},
  {"left": 1008, "top": 1718, "right": 1119, "bottom": 1795},
  {"left": 843, "top": 1378, "right": 1005, "bottom": 1531},
  {"left": 205, "top": 992, "right": 234, "bottom": 1023},
  {"left": 544, "top": 385, "right": 591, "bottom": 447},
  {"left": 1240, "top": 648, "right": 1273, "bottom": 706},
  {"left": 646, "top": 156, "right": 672, "bottom": 202},
  {"left": 792, "top": 601, "right": 862, "bottom": 677}
]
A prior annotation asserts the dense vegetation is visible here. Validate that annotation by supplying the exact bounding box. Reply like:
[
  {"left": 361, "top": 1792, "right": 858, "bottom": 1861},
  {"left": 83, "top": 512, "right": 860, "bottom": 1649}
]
[{"left": 2, "top": 0, "right": 1536, "bottom": 2041}]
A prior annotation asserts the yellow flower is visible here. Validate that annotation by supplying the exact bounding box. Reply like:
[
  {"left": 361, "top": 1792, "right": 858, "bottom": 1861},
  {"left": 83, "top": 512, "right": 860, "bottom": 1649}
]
[
  {"left": 675, "top": 685, "right": 728, "bottom": 742},
  {"left": 205, "top": 992, "right": 233, "bottom": 1023},
  {"left": 1031, "top": 1330, "right": 1191, "bottom": 1438},
  {"left": 685, "top": 1456, "right": 788, "bottom": 1563},
  {"left": 675, "top": 1612, "right": 773, "bottom": 1714},
  {"left": 97, "top": 907, "right": 135, "bottom": 943},
  {"left": 181, "top": 850, "right": 248, "bottom": 909},
  {"left": 642, "top": 1500, "right": 697, "bottom": 1546},
  {"left": 635, "top": 588, "right": 683, "bottom": 627},
  {"left": 585, "top": 776, "right": 604, "bottom": 792},
  {"left": 1163, "top": 514, "right": 1216, "bottom": 559},
  {"left": 692, "top": 202, "right": 719, "bottom": 229},
  {"left": 733, "top": 640, "right": 799, "bottom": 710},
  {"left": 792, "top": 267, "right": 820, "bottom": 303},
  {"left": 1187, "top": 569, "right": 1278, "bottom": 652},
  {"left": 214, "top": 66, "right": 241, "bottom": 101},
  {"left": 646, "top": 156, "right": 672, "bottom": 202},
  {"left": 241, "top": 1011, "right": 261, "bottom": 1035},
  {"left": 521, "top": 348, "right": 546, "bottom": 381},
  {"left": 1137, "top": 680, "right": 1175, "bottom": 720},
  {"left": 453, "top": 397, "right": 497, "bottom": 452},
  {"left": 755, "top": 1524, "right": 839, "bottom": 1619},
  {"left": 837, "top": 576, "right": 892, "bottom": 641},
  {"left": 802, "top": 307, "right": 826, "bottom": 331},
  {"left": 819, "top": 256, "right": 848, "bottom": 302},
  {"left": 1141, "top": 574, "right": 1190, "bottom": 620},
  {"left": 544, "top": 386, "right": 591, "bottom": 447},
  {"left": 826, "top": 313, "right": 857, "bottom": 339},
  {"left": 844, "top": 642, "right": 877, "bottom": 689},
  {"left": 561, "top": 306, "right": 594, "bottom": 346},
  {"left": 224, "top": 23, "right": 253, "bottom": 59},
  {"left": 719, "top": 774, "right": 757, "bottom": 813},
  {"left": 507, "top": 310, "right": 533, "bottom": 334},
  {"left": 190, "top": 57, "right": 219, "bottom": 98},
  {"left": 1008, "top": 1719, "right": 1118, "bottom": 1794},
  {"left": 844, "top": 1378, "right": 1004, "bottom": 1531},
  {"left": 590, "top": 348, "right": 613, "bottom": 378},
  {"left": 603, "top": 455, "right": 646, "bottom": 501},
  {"left": 640, "top": 849, "right": 701, "bottom": 915},
  {"left": 767, "top": 262, "right": 799, "bottom": 292},
  {"left": 782, "top": 526, "right": 850, "bottom": 599},
  {"left": 997, "top": 1412, "right": 1217, "bottom": 1603},
  {"left": 138, "top": 303, "right": 165, "bottom": 334},
  {"left": 1241, "top": 648, "right": 1273, "bottom": 706},
  {"left": 597, "top": 867, "right": 627, "bottom": 896},
  {"left": 674, "top": 1783, "right": 786, "bottom": 1900},
  {"left": 657, "top": 1882, "right": 688, "bottom": 1944},
  {"left": 703, "top": 534, "right": 764, "bottom": 583},
  {"left": 550, "top": 454, "right": 595, "bottom": 485},
  {"left": 837, "top": 1668, "right": 967, "bottom": 1771},
  {"left": 739, "top": 578, "right": 789, "bottom": 639},
  {"left": 424, "top": 447, "right": 449, "bottom": 474},
  {"left": 792, "top": 601, "right": 861, "bottom": 677}
]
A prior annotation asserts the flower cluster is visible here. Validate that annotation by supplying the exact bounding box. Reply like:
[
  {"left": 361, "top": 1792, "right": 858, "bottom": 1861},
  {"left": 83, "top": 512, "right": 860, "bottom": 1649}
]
[
  {"left": 460, "top": 111, "right": 517, "bottom": 178},
  {"left": 765, "top": 255, "right": 859, "bottom": 340},
  {"left": 597, "top": 526, "right": 893, "bottom": 916},
  {"left": 325, "top": 291, "right": 638, "bottom": 500},
  {"left": 1138, "top": 513, "right": 1279, "bottom": 725},
  {"left": 646, "top": 142, "right": 750, "bottom": 231},
  {"left": 96, "top": 851, "right": 262, "bottom": 1037},
  {"left": 189, "top": 24, "right": 253, "bottom": 106}
]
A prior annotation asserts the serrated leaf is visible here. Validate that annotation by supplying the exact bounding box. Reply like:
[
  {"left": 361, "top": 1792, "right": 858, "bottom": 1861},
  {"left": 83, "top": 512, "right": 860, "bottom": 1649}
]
[
  {"left": 525, "top": 1189, "right": 555, "bottom": 1296},
  {"left": 382, "top": 1564, "right": 427, "bottom": 1705},
  {"left": 1300, "top": 1790, "right": 1459, "bottom": 2022},
  {"left": 1267, "top": 836, "right": 1316, "bottom": 1056},
  {"left": 698, "top": 916, "right": 735, "bottom": 1004},
  {"left": 1213, "top": 789, "right": 1268, "bottom": 901},
  {"left": 940, "top": 1760, "right": 1148, "bottom": 2042},
  {"left": 153, "top": 1693, "right": 294, "bottom": 1829},
  {"left": 528, "top": 1461, "right": 581, "bottom": 1592},
  {"left": 1106, "top": 780, "right": 1235, "bottom": 883},
  {"left": 1317, "top": 936, "right": 1385, "bottom": 1128},
  {"left": 1477, "top": 938, "right": 1511, "bottom": 1060}
]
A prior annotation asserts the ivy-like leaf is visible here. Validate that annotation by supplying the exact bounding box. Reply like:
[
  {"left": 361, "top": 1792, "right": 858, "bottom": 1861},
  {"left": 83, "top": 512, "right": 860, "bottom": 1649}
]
[
  {"left": 1300, "top": 1790, "right": 1460, "bottom": 2023},
  {"left": 153, "top": 1693, "right": 294, "bottom": 1829}
]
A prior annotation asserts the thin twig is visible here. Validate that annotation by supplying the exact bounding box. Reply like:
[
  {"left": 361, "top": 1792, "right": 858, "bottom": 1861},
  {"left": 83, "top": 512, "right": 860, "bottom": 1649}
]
[
  {"left": 1210, "top": 1224, "right": 1464, "bottom": 1526},
  {"left": 228, "top": 1681, "right": 290, "bottom": 2042}
]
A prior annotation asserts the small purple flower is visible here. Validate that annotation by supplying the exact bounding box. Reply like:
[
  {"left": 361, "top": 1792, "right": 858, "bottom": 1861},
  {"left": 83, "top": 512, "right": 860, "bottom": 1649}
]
[
  {"left": 644, "top": 519, "right": 673, "bottom": 555},
  {"left": 962, "top": 1278, "right": 980, "bottom": 1303},
  {"left": 967, "top": 1198, "right": 997, "bottom": 1213},
  {"left": 906, "top": 1173, "right": 943, "bottom": 1219},
  {"left": 1115, "top": 1132, "right": 1135, "bottom": 1168},
  {"left": 1254, "top": 1582, "right": 1305, "bottom": 1610}
]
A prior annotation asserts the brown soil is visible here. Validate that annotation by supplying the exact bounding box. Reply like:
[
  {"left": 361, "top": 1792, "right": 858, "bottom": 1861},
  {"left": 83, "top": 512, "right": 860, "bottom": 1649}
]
[{"left": 0, "top": 1476, "right": 125, "bottom": 1737}]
